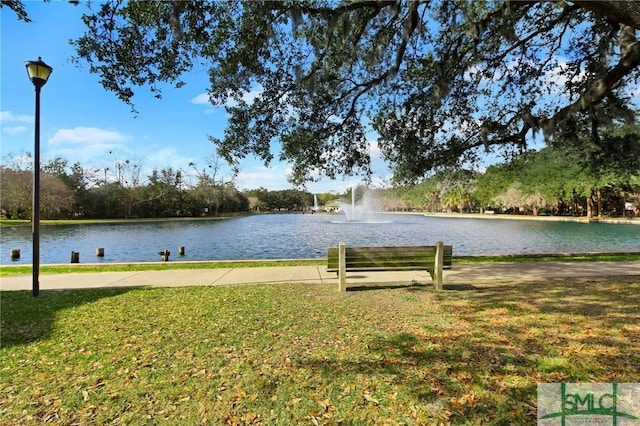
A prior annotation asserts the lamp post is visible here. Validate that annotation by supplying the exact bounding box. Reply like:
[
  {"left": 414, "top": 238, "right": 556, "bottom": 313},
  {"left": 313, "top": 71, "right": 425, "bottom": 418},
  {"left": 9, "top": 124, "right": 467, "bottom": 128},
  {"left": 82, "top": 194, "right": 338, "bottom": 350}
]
[{"left": 25, "top": 57, "right": 53, "bottom": 297}]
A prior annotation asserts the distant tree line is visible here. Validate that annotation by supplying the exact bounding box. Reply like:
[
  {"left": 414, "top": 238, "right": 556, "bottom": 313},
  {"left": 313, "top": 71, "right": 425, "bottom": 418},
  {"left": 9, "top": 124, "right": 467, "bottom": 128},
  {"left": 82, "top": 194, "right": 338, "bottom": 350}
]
[
  {"left": 244, "top": 188, "right": 313, "bottom": 213},
  {"left": 0, "top": 155, "right": 327, "bottom": 219},
  {"left": 383, "top": 126, "right": 640, "bottom": 218},
  {"left": 0, "top": 156, "right": 251, "bottom": 219}
]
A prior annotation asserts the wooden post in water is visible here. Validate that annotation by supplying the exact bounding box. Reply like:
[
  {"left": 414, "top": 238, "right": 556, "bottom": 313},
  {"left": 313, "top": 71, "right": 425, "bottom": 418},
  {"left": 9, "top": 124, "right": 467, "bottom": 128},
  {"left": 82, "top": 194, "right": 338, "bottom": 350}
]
[
  {"left": 338, "top": 242, "right": 346, "bottom": 292},
  {"left": 178, "top": 246, "right": 185, "bottom": 256},
  {"left": 96, "top": 247, "right": 105, "bottom": 257},
  {"left": 70, "top": 251, "right": 80, "bottom": 263},
  {"left": 10, "top": 249, "right": 20, "bottom": 260},
  {"left": 159, "top": 249, "right": 170, "bottom": 261}
]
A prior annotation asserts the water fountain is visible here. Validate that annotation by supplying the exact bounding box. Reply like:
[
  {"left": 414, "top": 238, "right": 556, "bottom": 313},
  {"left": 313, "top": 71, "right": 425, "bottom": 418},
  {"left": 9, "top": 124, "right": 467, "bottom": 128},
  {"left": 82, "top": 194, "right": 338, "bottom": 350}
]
[
  {"left": 339, "top": 186, "right": 378, "bottom": 222},
  {"left": 311, "top": 194, "right": 321, "bottom": 212}
]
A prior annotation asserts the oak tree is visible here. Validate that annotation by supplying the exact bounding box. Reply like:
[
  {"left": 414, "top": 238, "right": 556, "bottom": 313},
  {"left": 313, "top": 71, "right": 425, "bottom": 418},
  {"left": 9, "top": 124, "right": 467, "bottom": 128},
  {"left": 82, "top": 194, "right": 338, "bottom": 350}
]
[{"left": 5, "top": 0, "right": 640, "bottom": 184}]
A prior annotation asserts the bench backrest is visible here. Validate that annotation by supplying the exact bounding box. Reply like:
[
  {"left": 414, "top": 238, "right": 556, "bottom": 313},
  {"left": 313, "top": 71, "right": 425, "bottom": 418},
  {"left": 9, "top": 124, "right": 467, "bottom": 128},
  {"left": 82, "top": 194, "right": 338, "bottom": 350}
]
[{"left": 327, "top": 245, "right": 453, "bottom": 271}]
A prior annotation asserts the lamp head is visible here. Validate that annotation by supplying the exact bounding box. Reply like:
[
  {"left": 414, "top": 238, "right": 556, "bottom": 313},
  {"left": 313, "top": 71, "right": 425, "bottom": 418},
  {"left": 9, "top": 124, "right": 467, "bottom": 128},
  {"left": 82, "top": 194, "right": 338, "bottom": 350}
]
[{"left": 25, "top": 57, "right": 53, "bottom": 88}]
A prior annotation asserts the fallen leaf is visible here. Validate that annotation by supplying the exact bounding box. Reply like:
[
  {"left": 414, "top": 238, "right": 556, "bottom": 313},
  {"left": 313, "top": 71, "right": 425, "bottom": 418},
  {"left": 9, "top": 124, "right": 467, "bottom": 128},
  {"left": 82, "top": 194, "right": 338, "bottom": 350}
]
[
  {"left": 364, "top": 392, "right": 379, "bottom": 405},
  {"left": 450, "top": 391, "right": 478, "bottom": 409}
]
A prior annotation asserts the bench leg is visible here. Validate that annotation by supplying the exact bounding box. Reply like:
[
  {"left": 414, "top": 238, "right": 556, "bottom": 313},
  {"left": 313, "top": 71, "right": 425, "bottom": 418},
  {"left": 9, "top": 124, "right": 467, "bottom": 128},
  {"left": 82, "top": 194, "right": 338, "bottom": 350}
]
[
  {"left": 338, "top": 242, "right": 347, "bottom": 292},
  {"left": 433, "top": 240, "right": 444, "bottom": 290}
]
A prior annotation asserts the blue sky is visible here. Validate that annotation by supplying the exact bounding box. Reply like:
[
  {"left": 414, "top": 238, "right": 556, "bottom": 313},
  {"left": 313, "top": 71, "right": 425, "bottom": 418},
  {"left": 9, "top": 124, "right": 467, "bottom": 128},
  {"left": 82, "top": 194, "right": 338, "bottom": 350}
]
[{"left": 1, "top": 2, "right": 387, "bottom": 193}]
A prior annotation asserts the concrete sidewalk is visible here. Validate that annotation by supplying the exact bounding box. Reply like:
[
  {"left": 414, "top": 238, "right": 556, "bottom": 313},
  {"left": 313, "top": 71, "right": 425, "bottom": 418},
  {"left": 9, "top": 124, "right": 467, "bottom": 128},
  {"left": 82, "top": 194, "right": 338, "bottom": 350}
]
[{"left": 1, "top": 261, "right": 638, "bottom": 291}]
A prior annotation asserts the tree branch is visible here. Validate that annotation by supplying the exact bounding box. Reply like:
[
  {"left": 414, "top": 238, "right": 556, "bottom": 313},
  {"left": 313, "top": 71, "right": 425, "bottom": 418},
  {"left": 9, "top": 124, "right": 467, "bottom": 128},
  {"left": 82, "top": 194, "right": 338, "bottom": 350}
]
[
  {"left": 540, "top": 24, "right": 640, "bottom": 134},
  {"left": 571, "top": 0, "right": 640, "bottom": 30},
  {"left": 291, "top": 0, "right": 397, "bottom": 17},
  {"left": 486, "top": 4, "right": 577, "bottom": 65}
]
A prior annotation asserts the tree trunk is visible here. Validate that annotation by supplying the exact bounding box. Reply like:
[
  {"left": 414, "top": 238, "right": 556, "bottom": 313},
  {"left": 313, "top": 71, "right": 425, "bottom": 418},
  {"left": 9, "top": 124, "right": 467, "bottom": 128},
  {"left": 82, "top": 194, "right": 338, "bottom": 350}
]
[{"left": 597, "top": 188, "right": 604, "bottom": 218}]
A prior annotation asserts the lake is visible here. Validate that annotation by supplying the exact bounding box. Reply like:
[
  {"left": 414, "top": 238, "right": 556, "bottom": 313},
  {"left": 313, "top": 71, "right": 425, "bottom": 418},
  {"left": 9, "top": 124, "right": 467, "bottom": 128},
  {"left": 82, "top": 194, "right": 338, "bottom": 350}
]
[{"left": 1, "top": 213, "right": 639, "bottom": 265}]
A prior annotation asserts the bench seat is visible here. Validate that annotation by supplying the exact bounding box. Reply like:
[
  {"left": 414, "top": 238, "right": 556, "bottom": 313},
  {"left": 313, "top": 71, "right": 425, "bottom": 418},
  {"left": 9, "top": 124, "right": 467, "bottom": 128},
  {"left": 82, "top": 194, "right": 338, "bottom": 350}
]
[{"left": 327, "top": 242, "right": 452, "bottom": 291}]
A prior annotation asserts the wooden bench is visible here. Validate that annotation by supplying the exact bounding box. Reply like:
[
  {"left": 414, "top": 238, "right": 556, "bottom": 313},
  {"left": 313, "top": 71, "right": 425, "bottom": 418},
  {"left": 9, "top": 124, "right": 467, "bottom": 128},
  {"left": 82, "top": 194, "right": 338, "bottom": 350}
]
[{"left": 327, "top": 241, "right": 452, "bottom": 291}]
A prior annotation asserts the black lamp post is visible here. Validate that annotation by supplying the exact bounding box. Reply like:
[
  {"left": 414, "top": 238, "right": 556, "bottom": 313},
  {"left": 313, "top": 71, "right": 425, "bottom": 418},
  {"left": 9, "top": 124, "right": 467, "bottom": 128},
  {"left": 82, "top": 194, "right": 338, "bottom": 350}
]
[{"left": 25, "top": 57, "right": 53, "bottom": 297}]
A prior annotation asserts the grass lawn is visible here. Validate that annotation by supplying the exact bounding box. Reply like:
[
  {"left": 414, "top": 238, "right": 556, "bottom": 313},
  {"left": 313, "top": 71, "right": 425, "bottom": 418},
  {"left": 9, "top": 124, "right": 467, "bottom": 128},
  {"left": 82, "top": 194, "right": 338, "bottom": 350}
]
[
  {"left": 0, "top": 260, "right": 327, "bottom": 277},
  {"left": 1, "top": 276, "right": 639, "bottom": 424}
]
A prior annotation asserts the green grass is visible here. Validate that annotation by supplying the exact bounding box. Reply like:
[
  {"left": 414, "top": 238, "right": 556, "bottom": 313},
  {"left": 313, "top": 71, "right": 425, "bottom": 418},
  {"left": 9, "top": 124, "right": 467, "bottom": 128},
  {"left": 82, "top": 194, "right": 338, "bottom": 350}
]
[
  {"left": 0, "top": 216, "right": 238, "bottom": 228},
  {"left": 0, "top": 259, "right": 326, "bottom": 277},
  {"left": 2, "top": 252, "right": 639, "bottom": 277},
  {"left": 0, "top": 219, "right": 30, "bottom": 226},
  {"left": 2, "top": 277, "right": 638, "bottom": 424},
  {"left": 455, "top": 252, "right": 640, "bottom": 263}
]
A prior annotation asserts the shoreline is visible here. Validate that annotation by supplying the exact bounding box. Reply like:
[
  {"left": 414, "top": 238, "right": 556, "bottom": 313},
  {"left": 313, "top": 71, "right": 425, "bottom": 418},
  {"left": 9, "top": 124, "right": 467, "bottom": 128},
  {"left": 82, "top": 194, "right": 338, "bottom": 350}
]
[
  {"left": 0, "top": 214, "right": 247, "bottom": 228},
  {"left": 395, "top": 211, "right": 640, "bottom": 225},
  {"left": 2, "top": 251, "right": 639, "bottom": 274},
  {"left": 3, "top": 211, "right": 639, "bottom": 227}
]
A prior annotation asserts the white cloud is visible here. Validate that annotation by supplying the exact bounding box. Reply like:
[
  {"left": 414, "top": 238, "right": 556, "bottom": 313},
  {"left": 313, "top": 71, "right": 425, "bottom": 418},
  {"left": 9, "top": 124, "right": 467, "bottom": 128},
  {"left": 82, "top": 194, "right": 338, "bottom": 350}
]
[
  {"left": 190, "top": 88, "right": 264, "bottom": 110},
  {"left": 1, "top": 111, "right": 32, "bottom": 123},
  {"left": 368, "top": 138, "right": 382, "bottom": 158},
  {"left": 190, "top": 93, "right": 210, "bottom": 105},
  {"left": 146, "top": 147, "right": 183, "bottom": 165},
  {"left": 543, "top": 57, "right": 574, "bottom": 93},
  {"left": 49, "top": 144, "right": 124, "bottom": 165},
  {"left": 48, "top": 127, "right": 130, "bottom": 146},
  {"left": 2, "top": 125, "right": 28, "bottom": 135},
  {"left": 190, "top": 93, "right": 216, "bottom": 114},
  {"left": 144, "top": 147, "right": 197, "bottom": 174},
  {"left": 237, "top": 89, "right": 262, "bottom": 106},
  {"left": 235, "top": 166, "right": 285, "bottom": 190}
]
